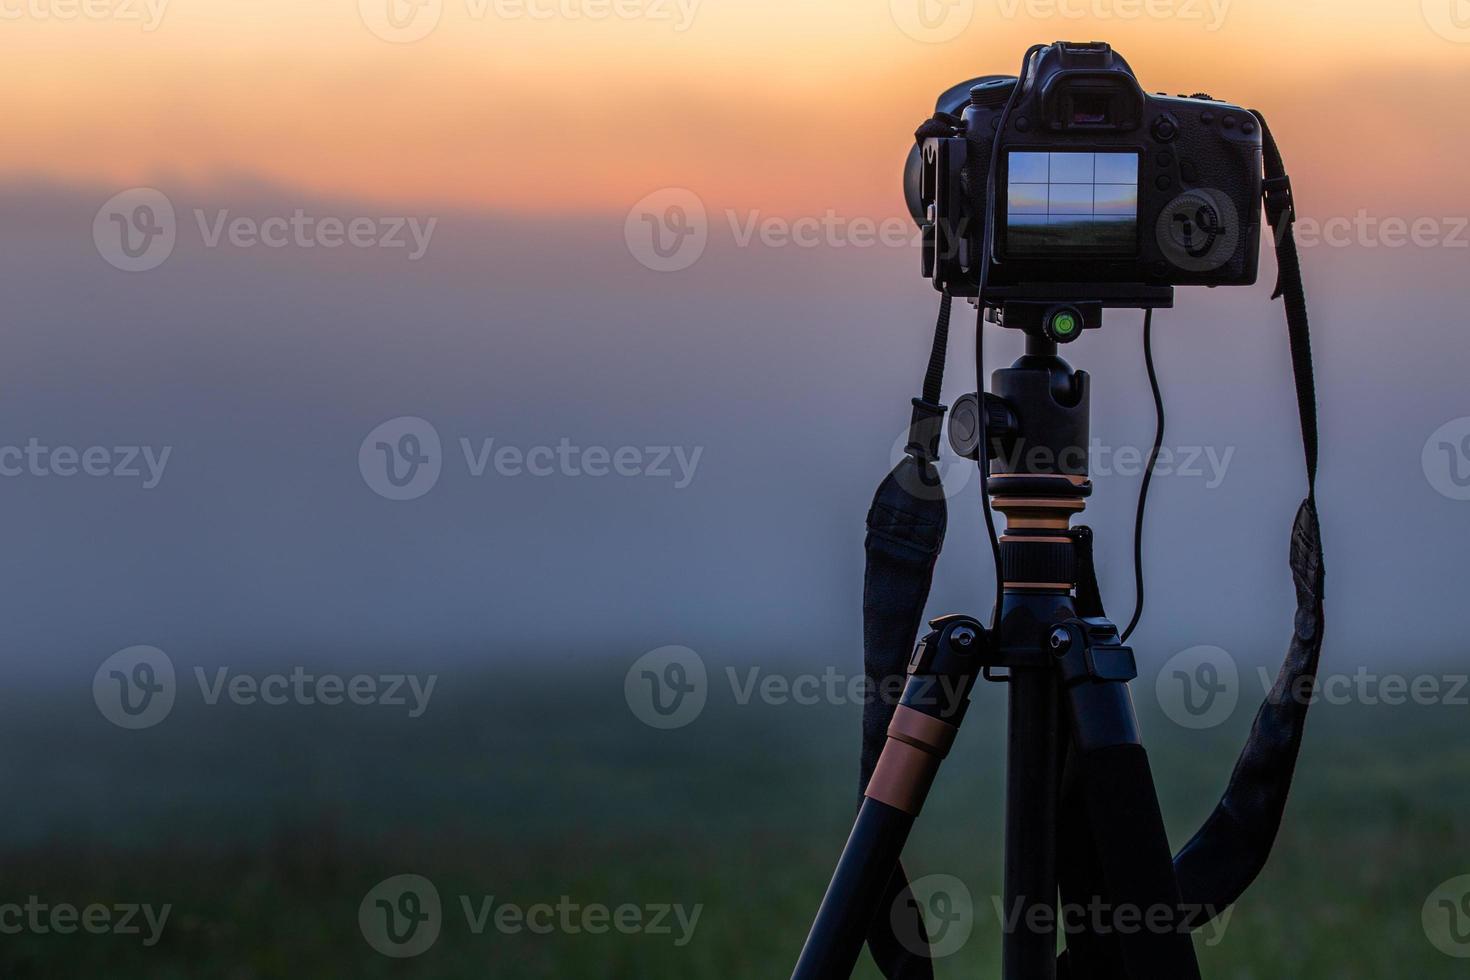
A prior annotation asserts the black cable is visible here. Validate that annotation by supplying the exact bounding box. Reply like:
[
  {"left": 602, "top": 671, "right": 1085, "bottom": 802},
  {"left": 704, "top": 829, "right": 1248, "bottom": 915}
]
[
  {"left": 921, "top": 290, "right": 953, "bottom": 406},
  {"left": 974, "top": 45, "right": 1044, "bottom": 633},
  {"left": 976, "top": 308, "right": 1004, "bottom": 628},
  {"left": 1122, "top": 308, "right": 1163, "bottom": 643}
]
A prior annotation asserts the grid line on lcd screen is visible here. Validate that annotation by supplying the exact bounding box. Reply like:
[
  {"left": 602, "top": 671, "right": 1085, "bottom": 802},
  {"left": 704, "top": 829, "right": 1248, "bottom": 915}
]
[{"left": 1006, "top": 151, "right": 1139, "bottom": 253}]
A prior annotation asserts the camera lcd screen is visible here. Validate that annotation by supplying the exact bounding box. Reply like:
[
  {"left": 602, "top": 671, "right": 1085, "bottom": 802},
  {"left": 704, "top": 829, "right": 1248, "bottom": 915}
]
[{"left": 1005, "top": 151, "right": 1139, "bottom": 254}]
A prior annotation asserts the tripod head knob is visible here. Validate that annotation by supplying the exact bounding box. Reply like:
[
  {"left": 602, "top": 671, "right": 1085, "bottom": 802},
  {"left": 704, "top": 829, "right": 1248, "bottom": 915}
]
[{"left": 948, "top": 392, "right": 1018, "bottom": 462}]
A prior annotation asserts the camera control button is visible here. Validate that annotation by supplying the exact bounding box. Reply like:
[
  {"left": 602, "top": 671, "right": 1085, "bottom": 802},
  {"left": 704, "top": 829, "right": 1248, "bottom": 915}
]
[
  {"left": 1200, "top": 110, "right": 1215, "bottom": 125},
  {"left": 1222, "top": 115, "right": 1238, "bottom": 130},
  {"left": 1151, "top": 116, "right": 1178, "bottom": 142},
  {"left": 1157, "top": 151, "right": 1174, "bottom": 168},
  {"left": 1155, "top": 175, "right": 1174, "bottom": 191},
  {"left": 969, "top": 79, "right": 1014, "bottom": 107}
]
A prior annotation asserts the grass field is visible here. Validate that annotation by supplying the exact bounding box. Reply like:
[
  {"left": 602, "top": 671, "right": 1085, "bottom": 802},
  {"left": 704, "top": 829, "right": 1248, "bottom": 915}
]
[{"left": 1, "top": 660, "right": 1467, "bottom": 978}]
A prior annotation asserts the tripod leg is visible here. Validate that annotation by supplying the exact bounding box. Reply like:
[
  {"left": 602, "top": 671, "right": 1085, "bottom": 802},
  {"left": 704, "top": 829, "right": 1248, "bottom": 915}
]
[
  {"left": 793, "top": 797, "right": 922, "bottom": 979},
  {"left": 1056, "top": 743, "right": 1133, "bottom": 980},
  {"left": 792, "top": 617, "right": 985, "bottom": 979},
  {"left": 1052, "top": 619, "right": 1203, "bottom": 980},
  {"left": 1002, "top": 661, "right": 1060, "bottom": 980}
]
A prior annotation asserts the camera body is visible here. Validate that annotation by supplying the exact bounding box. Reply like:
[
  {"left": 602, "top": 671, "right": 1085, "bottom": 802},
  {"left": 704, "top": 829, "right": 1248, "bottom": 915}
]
[{"left": 911, "top": 42, "right": 1262, "bottom": 317}]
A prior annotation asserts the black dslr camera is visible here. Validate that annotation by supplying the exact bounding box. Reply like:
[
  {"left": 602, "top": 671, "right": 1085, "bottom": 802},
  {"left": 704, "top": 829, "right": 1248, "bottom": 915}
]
[{"left": 906, "top": 41, "right": 1263, "bottom": 337}]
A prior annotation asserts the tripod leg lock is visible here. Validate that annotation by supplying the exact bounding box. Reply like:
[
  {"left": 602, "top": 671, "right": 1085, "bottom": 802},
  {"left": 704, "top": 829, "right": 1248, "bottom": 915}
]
[
  {"left": 863, "top": 614, "right": 986, "bottom": 816},
  {"left": 1050, "top": 617, "right": 1143, "bottom": 754},
  {"left": 865, "top": 707, "right": 958, "bottom": 816},
  {"left": 1048, "top": 617, "right": 1137, "bottom": 688}
]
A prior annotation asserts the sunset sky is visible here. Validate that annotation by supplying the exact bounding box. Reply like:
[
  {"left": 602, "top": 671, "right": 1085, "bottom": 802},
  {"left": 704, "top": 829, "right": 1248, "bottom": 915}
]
[
  {"left": 1, "top": 2, "right": 1467, "bottom": 677},
  {"left": 5, "top": 0, "right": 1468, "bottom": 216}
]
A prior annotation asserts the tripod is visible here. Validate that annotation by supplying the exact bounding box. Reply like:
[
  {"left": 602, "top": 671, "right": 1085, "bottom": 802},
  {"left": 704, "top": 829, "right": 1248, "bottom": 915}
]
[
  {"left": 793, "top": 334, "right": 1220, "bottom": 979},
  {"left": 794, "top": 98, "right": 1324, "bottom": 979}
]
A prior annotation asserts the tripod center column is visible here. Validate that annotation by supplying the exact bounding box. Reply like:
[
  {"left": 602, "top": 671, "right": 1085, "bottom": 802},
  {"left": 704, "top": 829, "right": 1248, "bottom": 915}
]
[{"left": 985, "top": 346, "right": 1091, "bottom": 593}]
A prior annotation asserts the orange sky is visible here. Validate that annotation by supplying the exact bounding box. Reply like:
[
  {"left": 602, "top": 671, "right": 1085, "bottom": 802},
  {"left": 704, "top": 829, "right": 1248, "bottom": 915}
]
[{"left": 3, "top": 0, "right": 1467, "bottom": 216}]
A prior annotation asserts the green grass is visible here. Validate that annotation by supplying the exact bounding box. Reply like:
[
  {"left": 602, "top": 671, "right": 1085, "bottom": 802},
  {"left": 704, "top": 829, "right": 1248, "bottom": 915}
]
[{"left": 1, "top": 662, "right": 1466, "bottom": 977}]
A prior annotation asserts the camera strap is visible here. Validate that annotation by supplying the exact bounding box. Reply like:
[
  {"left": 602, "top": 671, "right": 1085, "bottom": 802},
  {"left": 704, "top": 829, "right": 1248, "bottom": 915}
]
[
  {"left": 854, "top": 295, "right": 954, "bottom": 980},
  {"left": 1169, "top": 111, "right": 1326, "bottom": 922}
]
